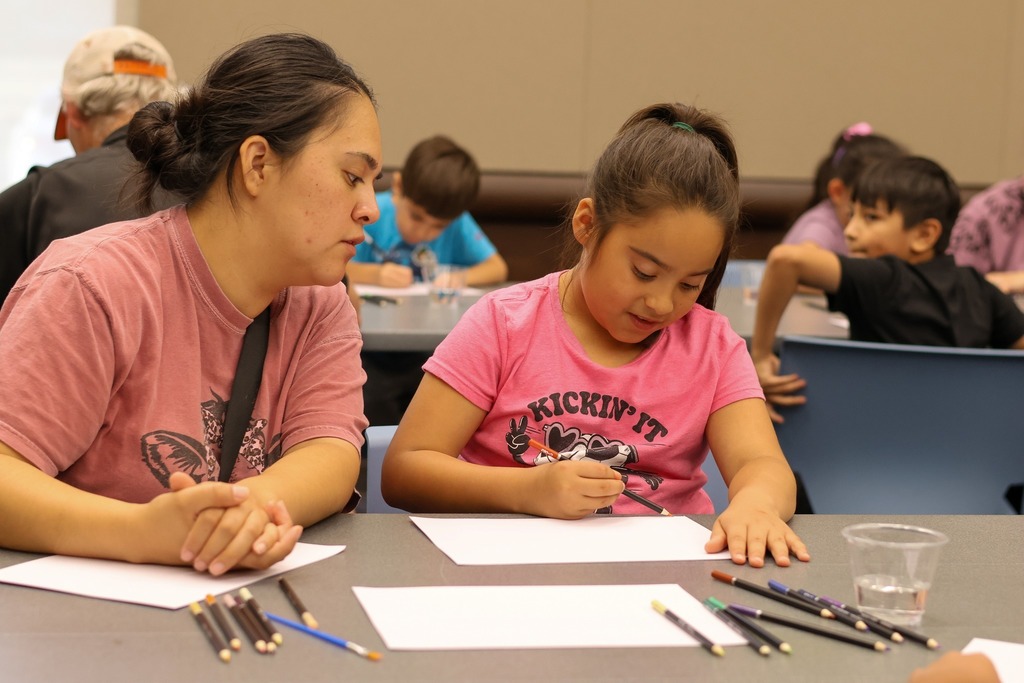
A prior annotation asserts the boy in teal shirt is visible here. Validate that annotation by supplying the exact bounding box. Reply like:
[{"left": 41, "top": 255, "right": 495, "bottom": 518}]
[
  {"left": 348, "top": 135, "right": 507, "bottom": 287},
  {"left": 752, "top": 156, "right": 1024, "bottom": 422}
]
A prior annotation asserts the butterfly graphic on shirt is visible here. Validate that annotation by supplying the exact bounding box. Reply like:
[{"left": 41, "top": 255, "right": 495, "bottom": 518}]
[
  {"left": 504, "top": 417, "right": 664, "bottom": 492},
  {"left": 140, "top": 389, "right": 283, "bottom": 486}
]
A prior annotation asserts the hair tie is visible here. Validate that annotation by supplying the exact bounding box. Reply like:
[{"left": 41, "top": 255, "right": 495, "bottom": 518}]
[
  {"left": 833, "top": 121, "right": 874, "bottom": 166},
  {"left": 672, "top": 122, "right": 695, "bottom": 132},
  {"left": 842, "top": 121, "right": 873, "bottom": 141}
]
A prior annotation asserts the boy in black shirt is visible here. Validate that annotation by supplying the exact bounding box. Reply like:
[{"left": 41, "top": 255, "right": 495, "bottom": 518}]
[{"left": 752, "top": 155, "right": 1024, "bottom": 422}]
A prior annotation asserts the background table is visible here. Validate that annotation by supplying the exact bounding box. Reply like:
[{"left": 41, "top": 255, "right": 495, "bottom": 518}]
[
  {"left": 2, "top": 514, "right": 1021, "bottom": 683},
  {"left": 715, "top": 287, "right": 848, "bottom": 342},
  {"left": 359, "top": 291, "right": 484, "bottom": 351},
  {"left": 359, "top": 286, "right": 847, "bottom": 352}
]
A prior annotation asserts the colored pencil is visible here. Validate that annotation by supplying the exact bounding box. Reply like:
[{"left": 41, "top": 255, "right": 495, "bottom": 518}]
[
  {"left": 820, "top": 596, "right": 935, "bottom": 648},
  {"left": 768, "top": 580, "right": 868, "bottom": 631},
  {"left": 651, "top": 600, "right": 724, "bottom": 657},
  {"left": 205, "top": 594, "right": 242, "bottom": 651},
  {"left": 241, "top": 597, "right": 277, "bottom": 653},
  {"left": 710, "top": 570, "right": 835, "bottom": 618},
  {"left": 267, "top": 612, "right": 382, "bottom": 661},
  {"left": 718, "top": 601, "right": 793, "bottom": 654},
  {"left": 813, "top": 595, "right": 903, "bottom": 642},
  {"left": 703, "top": 598, "right": 770, "bottom": 656},
  {"left": 189, "top": 601, "right": 231, "bottom": 663},
  {"left": 619, "top": 487, "right": 673, "bottom": 516},
  {"left": 224, "top": 593, "right": 268, "bottom": 654},
  {"left": 240, "top": 587, "right": 283, "bottom": 646},
  {"left": 360, "top": 294, "right": 400, "bottom": 306},
  {"left": 279, "top": 577, "right": 319, "bottom": 629},
  {"left": 729, "top": 604, "right": 889, "bottom": 652},
  {"left": 528, "top": 438, "right": 561, "bottom": 460}
]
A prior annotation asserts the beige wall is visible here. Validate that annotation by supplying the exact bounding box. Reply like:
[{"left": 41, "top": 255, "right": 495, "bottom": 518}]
[{"left": 132, "top": 0, "right": 1024, "bottom": 186}]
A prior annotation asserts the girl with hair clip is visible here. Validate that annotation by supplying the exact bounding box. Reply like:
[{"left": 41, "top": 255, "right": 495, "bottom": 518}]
[
  {"left": 0, "top": 34, "right": 379, "bottom": 574},
  {"left": 782, "top": 123, "right": 905, "bottom": 254},
  {"left": 383, "top": 103, "right": 810, "bottom": 568}
]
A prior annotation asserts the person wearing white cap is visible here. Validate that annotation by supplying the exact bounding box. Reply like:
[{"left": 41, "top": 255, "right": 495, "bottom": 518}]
[{"left": 0, "top": 25, "right": 179, "bottom": 302}]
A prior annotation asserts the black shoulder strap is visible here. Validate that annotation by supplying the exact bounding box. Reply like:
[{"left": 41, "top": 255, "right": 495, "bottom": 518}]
[{"left": 219, "top": 307, "right": 271, "bottom": 482}]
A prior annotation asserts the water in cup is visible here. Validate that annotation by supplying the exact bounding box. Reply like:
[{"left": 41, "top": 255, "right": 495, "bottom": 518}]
[{"left": 854, "top": 574, "right": 929, "bottom": 626}]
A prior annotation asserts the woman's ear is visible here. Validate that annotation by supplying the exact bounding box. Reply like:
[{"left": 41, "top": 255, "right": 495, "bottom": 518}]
[
  {"left": 238, "top": 135, "right": 273, "bottom": 197},
  {"left": 571, "top": 198, "right": 596, "bottom": 246}
]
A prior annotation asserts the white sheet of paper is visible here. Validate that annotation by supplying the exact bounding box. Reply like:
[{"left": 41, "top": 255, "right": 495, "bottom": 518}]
[
  {"left": 962, "top": 638, "right": 1024, "bottom": 683},
  {"left": 410, "top": 515, "right": 729, "bottom": 565},
  {"left": 357, "top": 283, "right": 485, "bottom": 298},
  {"left": 0, "top": 542, "right": 344, "bottom": 609},
  {"left": 829, "top": 314, "right": 850, "bottom": 329},
  {"left": 353, "top": 583, "right": 746, "bottom": 651}
]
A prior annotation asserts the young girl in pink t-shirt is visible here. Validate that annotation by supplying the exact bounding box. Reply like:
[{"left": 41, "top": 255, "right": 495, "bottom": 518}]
[{"left": 383, "top": 102, "right": 810, "bottom": 568}]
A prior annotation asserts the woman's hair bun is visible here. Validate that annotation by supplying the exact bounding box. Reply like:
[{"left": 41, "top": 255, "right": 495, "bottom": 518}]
[{"left": 126, "top": 100, "right": 179, "bottom": 171}]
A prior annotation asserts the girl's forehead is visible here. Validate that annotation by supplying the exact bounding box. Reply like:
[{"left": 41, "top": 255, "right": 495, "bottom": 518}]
[
  {"left": 607, "top": 208, "right": 724, "bottom": 265},
  {"left": 612, "top": 207, "right": 724, "bottom": 239}
]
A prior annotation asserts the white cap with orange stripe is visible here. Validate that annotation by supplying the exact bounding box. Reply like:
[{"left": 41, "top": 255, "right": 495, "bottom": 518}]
[{"left": 55, "top": 25, "right": 176, "bottom": 140}]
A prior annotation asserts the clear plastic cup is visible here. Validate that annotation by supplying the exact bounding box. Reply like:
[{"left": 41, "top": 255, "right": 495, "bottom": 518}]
[
  {"left": 841, "top": 523, "right": 948, "bottom": 627},
  {"left": 741, "top": 261, "right": 765, "bottom": 305},
  {"left": 428, "top": 265, "right": 466, "bottom": 305}
]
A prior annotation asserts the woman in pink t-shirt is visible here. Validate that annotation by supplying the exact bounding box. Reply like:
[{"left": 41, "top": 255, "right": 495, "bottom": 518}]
[
  {"left": 383, "top": 102, "right": 810, "bottom": 569},
  {"left": 0, "top": 34, "right": 378, "bottom": 574}
]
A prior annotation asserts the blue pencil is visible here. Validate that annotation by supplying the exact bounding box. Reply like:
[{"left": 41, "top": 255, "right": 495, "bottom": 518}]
[
  {"left": 265, "top": 612, "right": 381, "bottom": 661},
  {"left": 362, "top": 233, "right": 391, "bottom": 262}
]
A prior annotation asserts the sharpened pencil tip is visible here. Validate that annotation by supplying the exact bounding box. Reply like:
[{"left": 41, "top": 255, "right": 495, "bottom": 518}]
[
  {"left": 711, "top": 645, "right": 726, "bottom": 657},
  {"left": 367, "top": 651, "right": 382, "bottom": 661},
  {"left": 927, "top": 639, "right": 940, "bottom": 649},
  {"left": 219, "top": 649, "right": 232, "bottom": 663},
  {"left": 891, "top": 633, "right": 904, "bottom": 643},
  {"left": 821, "top": 608, "right": 835, "bottom": 618},
  {"left": 302, "top": 613, "right": 320, "bottom": 630},
  {"left": 855, "top": 620, "right": 868, "bottom": 630},
  {"left": 758, "top": 645, "right": 771, "bottom": 656},
  {"left": 780, "top": 643, "right": 793, "bottom": 654},
  {"left": 874, "top": 642, "right": 889, "bottom": 652},
  {"left": 651, "top": 600, "right": 668, "bottom": 615}
]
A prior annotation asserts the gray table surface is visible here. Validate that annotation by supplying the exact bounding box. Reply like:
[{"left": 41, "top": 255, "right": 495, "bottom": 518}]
[
  {"left": 359, "top": 285, "right": 847, "bottom": 352},
  {"left": 2, "top": 513, "right": 1021, "bottom": 683}
]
